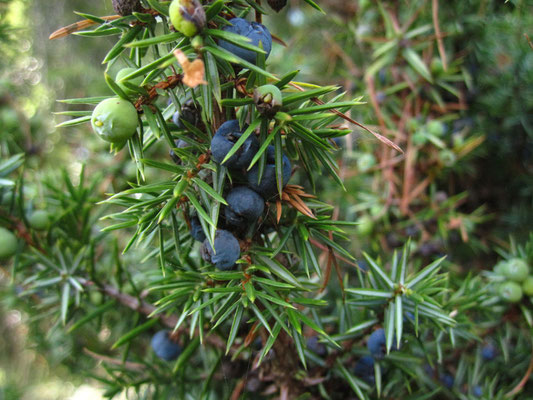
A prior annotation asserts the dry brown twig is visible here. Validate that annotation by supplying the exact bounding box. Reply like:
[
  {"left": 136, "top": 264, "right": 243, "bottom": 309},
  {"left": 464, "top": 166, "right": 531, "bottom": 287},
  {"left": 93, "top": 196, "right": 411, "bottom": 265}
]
[
  {"left": 288, "top": 82, "right": 403, "bottom": 153},
  {"left": 432, "top": 0, "right": 448, "bottom": 71}
]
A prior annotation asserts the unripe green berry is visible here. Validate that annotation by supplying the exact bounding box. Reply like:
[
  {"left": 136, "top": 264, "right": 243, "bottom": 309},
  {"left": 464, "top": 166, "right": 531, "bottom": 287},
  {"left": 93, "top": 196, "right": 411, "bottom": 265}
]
[
  {"left": 522, "top": 276, "right": 533, "bottom": 297},
  {"left": 427, "top": 120, "right": 445, "bottom": 137},
  {"left": 254, "top": 84, "right": 283, "bottom": 118},
  {"left": 1, "top": 190, "right": 15, "bottom": 206},
  {"left": 502, "top": 258, "right": 529, "bottom": 282},
  {"left": 91, "top": 97, "right": 139, "bottom": 145},
  {"left": 499, "top": 281, "right": 523, "bottom": 303},
  {"left": 357, "top": 153, "right": 376, "bottom": 172},
  {"left": 430, "top": 58, "right": 444, "bottom": 75},
  {"left": 0, "top": 227, "right": 18, "bottom": 259},
  {"left": 169, "top": 0, "right": 206, "bottom": 37},
  {"left": 28, "top": 210, "right": 51, "bottom": 231},
  {"left": 116, "top": 68, "right": 143, "bottom": 96},
  {"left": 493, "top": 260, "right": 508, "bottom": 276},
  {"left": 406, "top": 118, "right": 420, "bottom": 132},
  {"left": 357, "top": 215, "right": 374, "bottom": 236}
]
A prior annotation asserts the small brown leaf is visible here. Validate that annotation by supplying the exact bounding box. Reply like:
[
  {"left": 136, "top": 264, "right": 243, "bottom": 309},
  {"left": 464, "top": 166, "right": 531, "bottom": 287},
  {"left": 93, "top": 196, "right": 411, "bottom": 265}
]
[
  {"left": 287, "top": 196, "right": 316, "bottom": 220},
  {"left": 173, "top": 49, "right": 207, "bottom": 88},
  {"left": 291, "top": 193, "right": 316, "bottom": 219}
]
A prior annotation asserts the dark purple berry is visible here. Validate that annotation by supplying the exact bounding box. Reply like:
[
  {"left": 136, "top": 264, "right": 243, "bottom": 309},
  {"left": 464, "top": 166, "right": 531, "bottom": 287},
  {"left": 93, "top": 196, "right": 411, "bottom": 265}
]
[
  {"left": 151, "top": 330, "right": 182, "bottom": 361},
  {"left": 219, "top": 18, "right": 272, "bottom": 65},
  {"left": 353, "top": 356, "right": 375, "bottom": 385},
  {"left": 225, "top": 187, "right": 265, "bottom": 227},
  {"left": 267, "top": 0, "right": 288, "bottom": 12},
  {"left": 247, "top": 145, "right": 291, "bottom": 200},
  {"left": 112, "top": 0, "right": 142, "bottom": 16},
  {"left": 211, "top": 120, "right": 259, "bottom": 169},
  {"left": 306, "top": 336, "right": 327, "bottom": 356},
  {"left": 201, "top": 230, "right": 241, "bottom": 270},
  {"left": 169, "top": 139, "right": 191, "bottom": 164},
  {"left": 190, "top": 216, "right": 206, "bottom": 242}
]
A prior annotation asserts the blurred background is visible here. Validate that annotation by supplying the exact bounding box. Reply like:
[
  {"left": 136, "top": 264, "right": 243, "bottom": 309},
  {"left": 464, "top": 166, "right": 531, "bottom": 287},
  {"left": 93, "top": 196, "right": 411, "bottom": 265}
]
[{"left": 0, "top": 0, "right": 531, "bottom": 398}]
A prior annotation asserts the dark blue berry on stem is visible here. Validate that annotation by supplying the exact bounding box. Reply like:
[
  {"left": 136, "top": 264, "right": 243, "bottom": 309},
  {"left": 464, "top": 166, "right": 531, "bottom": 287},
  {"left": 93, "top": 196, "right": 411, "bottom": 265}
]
[
  {"left": 151, "top": 330, "right": 182, "bottom": 361},
  {"left": 219, "top": 18, "right": 272, "bottom": 65},
  {"left": 190, "top": 216, "right": 206, "bottom": 242},
  {"left": 481, "top": 343, "right": 497, "bottom": 361},
  {"left": 211, "top": 120, "right": 258, "bottom": 170},
  {"left": 201, "top": 230, "right": 241, "bottom": 270},
  {"left": 306, "top": 336, "right": 327, "bottom": 357},
  {"left": 247, "top": 145, "right": 291, "bottom": 200},
  {"left": 225, "top": 186, "right": 265, "bottom": 227},
  {"left": 353, "top": 356, "right": 375, "bottom": 385}
]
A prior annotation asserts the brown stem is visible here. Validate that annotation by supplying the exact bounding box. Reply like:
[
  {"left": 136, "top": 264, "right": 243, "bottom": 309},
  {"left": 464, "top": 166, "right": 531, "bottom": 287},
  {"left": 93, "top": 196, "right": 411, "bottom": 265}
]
[{"left": 80, "top": 279, "right": 232, "bottom": 354}]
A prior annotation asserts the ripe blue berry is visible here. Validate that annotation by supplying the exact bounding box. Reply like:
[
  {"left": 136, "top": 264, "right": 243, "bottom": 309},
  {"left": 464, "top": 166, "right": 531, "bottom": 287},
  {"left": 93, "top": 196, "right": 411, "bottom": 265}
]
[
  {"left": 473, "top": 385, "right": 483, "bottom": 397},
  {"left": 169, "top": 139, "right": 191, "bottom": 164},
  {"left": 151, "top": 330, "right": 182, "bottom": 361},
  {"left": 481, "top": 344, "right": 497, "bottom": 361},
  {"left": 247, "top": 145, "right": 291, "bottom": 199},
  {"left": 225, "top": 187, "right": 265, "bottom": 227},
  {"left": 211, "top": 120, "right": 259, "bottom": 169},
  {"left": 201, "top": 230, "right": 241, "bottom": 270},
  {"left": 353, "top": 356, "right": 375, "bottom": 384},
  {"left": 367, "top": 328, "right": 398, "bottom": 359},
  {"left": 306, "top": 336, "right": 327, "bottom": 357},
  {"left": 367, "top": 329, "right": 386, "bottom": 358},
  {"left": 172, "top": 100, "right": 202, "bottom": 129},
  {"left": 218, "top": 18, "right": 272, "bottom": 65},
  {"left": 440, "top": 373, "right": 454, "bottom": 389},
  {"left": 190, "top": 216, "right": 206, "bottom": 242}
]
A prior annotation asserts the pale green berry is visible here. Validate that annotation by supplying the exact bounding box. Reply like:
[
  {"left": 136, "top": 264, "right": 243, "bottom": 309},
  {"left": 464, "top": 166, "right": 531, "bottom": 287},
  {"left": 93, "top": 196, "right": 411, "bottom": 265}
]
[
  {"left": 522, "top": 276, "right": 533, "bottom": 297},
  {"left": 254, "top": 84, "right": 283, "bottom": 118},
  {"left": 502, "top": 258, "right": 529, "bottom": 282},
  {"left": 91, "top": 97, "right": 139, "bottom": 144},
  {"left": 0, "top": 227, "right": 18, "bottom": 259},
  {"left": 357, "top": 215, "right": 374, "bottom": 236},
  {"left": 169, "top": 0, "right": 205, "bottom": 37},
  {"left": 499, "top": 281, "right": 523, "bottom": 303},
  {"left": 28, "top": 210, "right": 50, "bottom": 231},
  {"left": 427, "top": 120, "right": 445, "bottom": 137},
  {"left": 493, "top": 260, "right": 508, "bottom": 276},
  {"left": 116, "top": 68, "right": 143, "bottom": 96}
]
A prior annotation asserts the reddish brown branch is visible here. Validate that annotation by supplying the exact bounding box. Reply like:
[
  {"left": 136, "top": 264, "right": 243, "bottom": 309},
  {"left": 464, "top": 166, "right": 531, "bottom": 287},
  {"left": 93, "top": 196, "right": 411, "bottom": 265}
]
[
  {"left": 134, "top": 74, "right": 183, "bottom": 112},
  {"left": 81, "top": 279, "right": 231, "bottom": 354}
]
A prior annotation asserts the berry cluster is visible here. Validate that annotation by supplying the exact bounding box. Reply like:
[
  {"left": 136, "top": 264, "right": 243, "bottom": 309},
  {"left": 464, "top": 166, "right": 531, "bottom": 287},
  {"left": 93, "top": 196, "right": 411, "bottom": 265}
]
[
  {"left": 180, "top": 113, "right": 292, "bottom": 271},
  {"left": 87, "top": 10, "right": 286, "bottom": 272},
  {"left": 167, "top": 17, "right": 288, "bottom": 271},
  {"left": 493, "top": 258, "right": 533, "bottom": 302}
]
